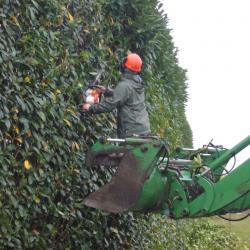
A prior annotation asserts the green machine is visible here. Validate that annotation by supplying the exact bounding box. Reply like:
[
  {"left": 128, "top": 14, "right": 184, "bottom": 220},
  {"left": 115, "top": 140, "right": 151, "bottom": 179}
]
[{"left": 84, "top": 136, "right": 250, "bottom": 219}]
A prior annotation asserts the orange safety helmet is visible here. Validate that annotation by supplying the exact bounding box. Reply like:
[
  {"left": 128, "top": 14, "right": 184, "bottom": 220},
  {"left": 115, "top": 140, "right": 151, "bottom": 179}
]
[{"left": 124, "top": 53, "right": 143, "bottom": 73}]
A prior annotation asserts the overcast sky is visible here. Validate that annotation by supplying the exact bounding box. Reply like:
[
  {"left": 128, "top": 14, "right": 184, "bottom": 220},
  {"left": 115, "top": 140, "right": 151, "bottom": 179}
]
[{"left": 161, "top": 0, "right": 250, "bottom": 163}]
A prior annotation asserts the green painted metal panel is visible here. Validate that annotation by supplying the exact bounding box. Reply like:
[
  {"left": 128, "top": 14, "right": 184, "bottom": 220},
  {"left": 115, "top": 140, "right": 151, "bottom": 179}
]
[{"left": 132, "top": 168, "right": 168, "bottom": 212}]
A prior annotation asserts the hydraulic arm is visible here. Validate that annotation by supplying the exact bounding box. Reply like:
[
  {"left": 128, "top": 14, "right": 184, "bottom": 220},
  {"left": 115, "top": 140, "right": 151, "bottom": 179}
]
[{"left": 84, "top": 136, "right": 250, "bottom": 219}]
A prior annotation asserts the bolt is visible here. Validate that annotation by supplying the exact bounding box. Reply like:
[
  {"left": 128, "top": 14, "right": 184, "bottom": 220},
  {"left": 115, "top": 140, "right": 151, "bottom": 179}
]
[
  {"left": 177, "top": 196, "right": 183, "bottom": 201},
  {"left": 141, "top": 146, "right": 148, "bottom": 152},
  {"left": 182, "top": 208, "right": 189, "bottom": 215}
]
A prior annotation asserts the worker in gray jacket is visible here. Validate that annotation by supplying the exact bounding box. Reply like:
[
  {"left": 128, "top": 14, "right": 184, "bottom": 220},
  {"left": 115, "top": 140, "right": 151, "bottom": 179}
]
[{"left": 83, "top": 53, "right": 151, "bottom": 138}]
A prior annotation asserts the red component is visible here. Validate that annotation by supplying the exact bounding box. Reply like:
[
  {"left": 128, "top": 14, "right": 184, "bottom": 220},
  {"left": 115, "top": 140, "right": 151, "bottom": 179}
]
[{"left": 85, "top": 89, "right": 100, "bottom": 104}]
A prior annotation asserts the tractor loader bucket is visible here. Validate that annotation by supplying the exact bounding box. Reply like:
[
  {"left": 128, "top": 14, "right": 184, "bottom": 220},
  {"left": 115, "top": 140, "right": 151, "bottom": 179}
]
[
  {"left": 83, "top": 151, "right": 149, "bottom": 213},
  {"left": 84, "top": 135, "right": 250, "bottom": 219}
]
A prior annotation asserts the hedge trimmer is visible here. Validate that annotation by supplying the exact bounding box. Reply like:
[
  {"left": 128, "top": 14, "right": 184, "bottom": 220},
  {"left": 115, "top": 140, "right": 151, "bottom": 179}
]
[{"left": 79, "top": 70, "right": 113, "bottom": 110}]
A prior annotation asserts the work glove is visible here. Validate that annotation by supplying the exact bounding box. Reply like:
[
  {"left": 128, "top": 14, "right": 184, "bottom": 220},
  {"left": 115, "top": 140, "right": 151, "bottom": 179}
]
[{"left": 82, "top": 103, "right": 91, "bottom": 112}]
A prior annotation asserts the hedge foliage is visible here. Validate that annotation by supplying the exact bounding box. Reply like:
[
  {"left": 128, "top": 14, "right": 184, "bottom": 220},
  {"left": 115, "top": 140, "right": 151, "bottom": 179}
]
[
  {"left": 0, "top": 0, "right": 237, "bottom": 249},
  {"left": 142, "top": 216, "right": 239, "bottom": 250}
]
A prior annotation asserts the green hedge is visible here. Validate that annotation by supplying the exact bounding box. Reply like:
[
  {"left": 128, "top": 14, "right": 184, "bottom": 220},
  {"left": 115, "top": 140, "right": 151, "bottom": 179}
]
[
  {"left": 142, "top": 216, "right": 239, "bottom": 250},
  {"left": 0, "top": 0, "right": 196, "bottom": 249}
]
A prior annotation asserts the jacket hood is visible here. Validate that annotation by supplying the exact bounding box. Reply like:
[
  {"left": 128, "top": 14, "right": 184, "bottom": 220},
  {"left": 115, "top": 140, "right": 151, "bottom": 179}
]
[{"left": 122, "top": 69, "right": 144, "bottom": 93}]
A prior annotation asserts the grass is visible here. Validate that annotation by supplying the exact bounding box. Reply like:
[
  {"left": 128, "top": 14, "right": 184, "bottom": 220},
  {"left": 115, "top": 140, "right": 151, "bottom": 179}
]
[{"left": 209, "top": 213, "right": 250, "bottom": 249}]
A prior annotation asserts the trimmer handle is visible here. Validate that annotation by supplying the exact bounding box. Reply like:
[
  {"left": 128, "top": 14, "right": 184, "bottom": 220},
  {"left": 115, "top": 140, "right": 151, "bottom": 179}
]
[
  {"left": 86, "top": 84, "right": 113, "bottom": 97},
  {"left": 79, "top": 84, "right": 114, "bottom": 112}
]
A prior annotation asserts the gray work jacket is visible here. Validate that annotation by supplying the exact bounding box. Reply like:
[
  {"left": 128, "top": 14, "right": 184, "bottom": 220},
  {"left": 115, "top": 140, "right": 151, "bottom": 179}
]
[{"left": 89, "top": 70, "right": 151, "bottom": 138}]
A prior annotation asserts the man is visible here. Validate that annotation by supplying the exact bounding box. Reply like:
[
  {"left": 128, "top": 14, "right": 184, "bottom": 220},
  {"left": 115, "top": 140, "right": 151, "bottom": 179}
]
[{"left": 83, "top": 53, "right": 151, "bottom": 138}]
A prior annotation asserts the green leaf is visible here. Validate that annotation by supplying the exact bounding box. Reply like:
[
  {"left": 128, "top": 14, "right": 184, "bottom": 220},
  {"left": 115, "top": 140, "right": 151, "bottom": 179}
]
[
  {"left": 16, "top": 95, "right": 26, "bottom": 111},
  {"left": 20, "top": 117, "right": 30, "bottom": 132},
  {"left": 4, "top": 119, "right": 11, "bottom": 130},
  {"left": 37, "top": 111, "right": 46, "bottom": 122}
]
